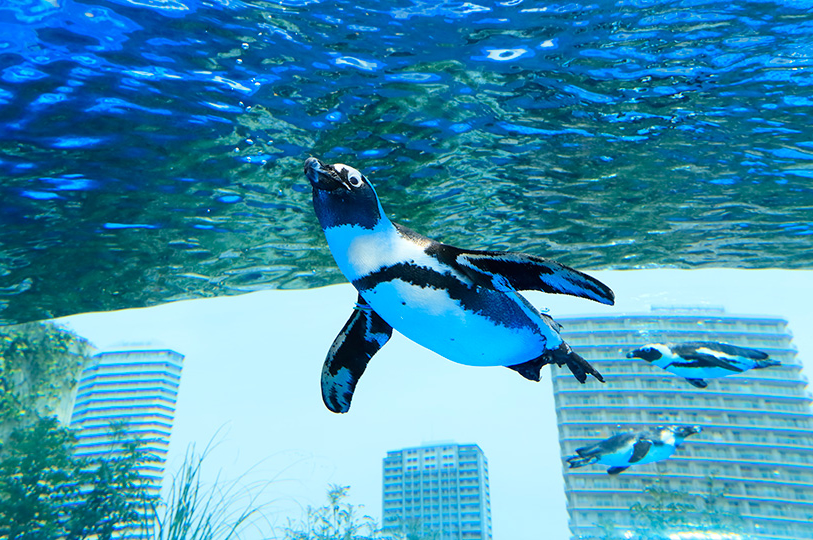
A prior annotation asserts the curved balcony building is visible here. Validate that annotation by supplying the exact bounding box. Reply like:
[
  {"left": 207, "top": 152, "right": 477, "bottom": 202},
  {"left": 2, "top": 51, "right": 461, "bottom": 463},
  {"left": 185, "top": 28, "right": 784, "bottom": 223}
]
[
  {"left": 553, "top": 306, "right": 813, "bottom": 540},
  {"left": 70, "top": 344, "right": 184, "bottom": 497}
]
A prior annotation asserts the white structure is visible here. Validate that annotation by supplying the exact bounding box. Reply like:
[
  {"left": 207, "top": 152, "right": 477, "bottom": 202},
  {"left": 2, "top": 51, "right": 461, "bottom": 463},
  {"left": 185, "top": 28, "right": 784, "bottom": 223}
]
[
  {"left": 553, "top": 307, "right": 813, "bottom": 540},
  {"left": 382, "top": 442, "right": 492, "bottom": 540},
  {"left": 70, "top": 344, "right": 184, "bottom": 496}
]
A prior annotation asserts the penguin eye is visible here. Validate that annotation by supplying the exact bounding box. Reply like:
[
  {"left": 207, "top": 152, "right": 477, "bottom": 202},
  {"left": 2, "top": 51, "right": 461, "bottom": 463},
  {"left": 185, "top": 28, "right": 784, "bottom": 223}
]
[{"left": 347, "top": 172, "right": 363, "bottom": 187}]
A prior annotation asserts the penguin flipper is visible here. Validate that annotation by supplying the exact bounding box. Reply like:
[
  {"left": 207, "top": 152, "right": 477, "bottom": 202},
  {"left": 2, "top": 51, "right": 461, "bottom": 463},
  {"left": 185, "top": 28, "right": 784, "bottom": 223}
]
[
  {"left": 685, "top": 377, "right": 708, "bottom": 389},
  {"left": 629, "top": 439, "right": 652, "bottom": 463},
  {"left": 669, "top": 351, "right": 744, "bottom": 372},
  {"left": 607, "top": 466, "right": 629, "bottom": 475},
  {"left": 678, "top": 341, "right": 769, "bottom": 361},
  {"left": 578, "top": 432, "right": 636, "bottom": 457},
  {"left": 451, "top": 250, "right": 615, "bottom": 305},
  {"left": 321, "top": 295, "right": 393, "bottom": 413}
]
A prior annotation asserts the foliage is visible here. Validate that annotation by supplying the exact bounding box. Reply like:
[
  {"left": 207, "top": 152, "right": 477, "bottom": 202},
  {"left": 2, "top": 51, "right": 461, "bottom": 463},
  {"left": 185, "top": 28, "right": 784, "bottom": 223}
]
[
  {"left": 282, "top": 485, "right": 439, "bottom": 540},
  {"left": 143, "top": 444, "right": 272, "bottom": 540},
  {"left": 693, "top": 476, "right": 747, "bottom": 533},
  {"left": 388, "top": 518, "right": 439, "bottom": 540},
  {"left": 0, "top": 321, "right": 277, "bottom": 540},
  {"left": 593, "top": 516, "right": 623, "bottom": 540},
  {"left": 627, "top": 476, "right": 749, "bottom": 540},
  {"left": 0, "top": 416, "right": 156, "bottom": 540},
  {"left": 0, "top": 322, "right": 157, "bottom": 539},
  {"left": 630, "top": 481, "right": 695, "bottom": 535},
  {"left": 282, "top": 485, "right": 381, "bottom": 540},
  {"left": 0, "top": 418, "right": 272, "bottom": 540},
  {"left": 0, "top": 322, "right": 92, "bottom": 436}
]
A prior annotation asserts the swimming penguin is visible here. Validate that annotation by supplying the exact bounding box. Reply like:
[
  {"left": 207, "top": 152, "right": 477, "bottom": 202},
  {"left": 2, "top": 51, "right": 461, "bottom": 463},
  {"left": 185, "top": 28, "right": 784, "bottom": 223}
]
[
  {"left": 566, "top": 425, "right": 701, "bottom": 474},
  {"left": 304, "top": 157, "right": 615, "bottom": 413},
  {"left": 626, "top": 341, "right": 779, "bottom": 389}
]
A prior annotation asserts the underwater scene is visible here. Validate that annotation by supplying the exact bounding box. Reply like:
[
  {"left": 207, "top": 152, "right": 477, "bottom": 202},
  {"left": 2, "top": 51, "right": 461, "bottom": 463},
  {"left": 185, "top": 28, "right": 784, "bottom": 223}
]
[{"left": 1, "top": 1, "right": 812, "bottom": 540}]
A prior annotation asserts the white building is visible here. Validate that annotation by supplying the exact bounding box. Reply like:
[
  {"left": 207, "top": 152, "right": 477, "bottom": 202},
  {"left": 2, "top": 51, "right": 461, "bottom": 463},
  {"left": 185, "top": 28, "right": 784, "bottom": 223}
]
[
  {"left": 553, "top": 307, "right": 813, "bottom": 540},
  {"left": 70, "top": 344, "right": 184, "bottom": 497},
  {"left": 382, "top": 442, "right": 493, "bottom": 540}
]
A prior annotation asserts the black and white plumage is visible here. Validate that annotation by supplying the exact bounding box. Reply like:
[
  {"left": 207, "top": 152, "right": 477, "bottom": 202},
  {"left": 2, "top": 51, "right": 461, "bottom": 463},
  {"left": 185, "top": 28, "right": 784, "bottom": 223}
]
[
  {"left": 626, "top": 341, "right": 779, "bottom": 388},
  {"left": 320, "top": 296, "right": 393, "bottom": 413},
  {"left": 304, "top": 157, "right": 615, "bottom": 413},
  {"left": 566, "top": 425, "right": 702, "bottom": 475}
]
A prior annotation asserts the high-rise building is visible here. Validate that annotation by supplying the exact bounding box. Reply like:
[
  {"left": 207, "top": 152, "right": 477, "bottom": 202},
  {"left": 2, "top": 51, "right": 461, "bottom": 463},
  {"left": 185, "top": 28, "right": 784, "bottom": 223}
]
[
  {"left": 382, "top": 442, "right": 493, "bottom": 540},
  {"left": 553, "top": 306, "right": 813, "bottom": 540},
  {"left": 69, "top": 344, "right": 184, "bottom": 497}
]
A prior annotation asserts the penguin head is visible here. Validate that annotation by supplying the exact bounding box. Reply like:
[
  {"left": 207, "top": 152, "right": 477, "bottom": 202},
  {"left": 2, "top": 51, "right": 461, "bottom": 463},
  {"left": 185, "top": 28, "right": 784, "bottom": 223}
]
[
  {"left": 626, "top": 344, "right": 668, "bottom": 363},
  {"left": 304, "top": 157, "right": 384, "bottom": 230},
  {"left": 670, "top": 425, "right": 702, "bottom": 442}
]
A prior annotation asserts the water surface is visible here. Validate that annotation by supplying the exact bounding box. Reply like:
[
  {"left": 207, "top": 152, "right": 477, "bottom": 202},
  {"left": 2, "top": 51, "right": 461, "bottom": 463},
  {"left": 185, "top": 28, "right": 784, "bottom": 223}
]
[{"left": 1, "top": 0, "right": 812, "bottom": 323}]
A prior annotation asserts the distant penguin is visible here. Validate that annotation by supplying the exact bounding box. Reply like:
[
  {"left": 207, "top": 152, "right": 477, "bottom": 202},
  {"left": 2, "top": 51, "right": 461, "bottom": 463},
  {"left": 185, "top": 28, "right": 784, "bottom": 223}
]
[
  {"left": 626, "top": 341, "right": 779, "bottom": 388},
  {"left": 566, "top": 425, "right": 701, "bottom": 474},
  {"left": 304, "top": 157, "right": 615, "bottom": 413}
]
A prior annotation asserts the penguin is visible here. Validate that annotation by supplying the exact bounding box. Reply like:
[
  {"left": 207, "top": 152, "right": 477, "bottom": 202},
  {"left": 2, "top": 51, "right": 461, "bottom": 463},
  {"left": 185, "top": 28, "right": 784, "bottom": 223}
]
[
  {"left": 566, "top": 425, "right": 701, "bottom": 474},
  {"left": 626, "top": 341, "right": 779, "bottom": 389},
  {"left": 304, "top": 157, "right": 615, "bottom": 413}
]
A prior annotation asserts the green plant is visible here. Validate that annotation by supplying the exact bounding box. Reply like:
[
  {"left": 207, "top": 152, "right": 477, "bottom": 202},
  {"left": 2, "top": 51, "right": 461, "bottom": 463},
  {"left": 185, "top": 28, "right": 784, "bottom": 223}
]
[
  {"left": 630, "top": 480, "right": 695, "bottom": 536},
  {"left": 143, "top": 443, "right": 272, "bottom": 540},
  {"left": 0, "top": 416, "right": 155, "bottom": 540},
  {"left": 628, "top": 476, "right": 750, "bottom": 540},
  {"left": 0, "top": 321, "right": 91, "bottom": 437},
  {"left": 283, "top": 484, "right": 380, "bottom": 540}
]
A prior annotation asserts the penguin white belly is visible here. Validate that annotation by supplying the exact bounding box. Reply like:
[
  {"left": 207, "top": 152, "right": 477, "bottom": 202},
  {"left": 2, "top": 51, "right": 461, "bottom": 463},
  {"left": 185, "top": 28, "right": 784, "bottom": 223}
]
[
  {"left": 361, "top": 279, "right": 548, "bottom": 367},
  {"left": 597, "top": 448, "right": 637, "bottom": 467},
  {"left": 597, "top": 443, "right": 674, "bottom": 467},
  {"left": 324, "top": 222, "right": 556, "bottom": 367},
  {"left": 661, "top": 363, "right": 739, "bottom": 380}
]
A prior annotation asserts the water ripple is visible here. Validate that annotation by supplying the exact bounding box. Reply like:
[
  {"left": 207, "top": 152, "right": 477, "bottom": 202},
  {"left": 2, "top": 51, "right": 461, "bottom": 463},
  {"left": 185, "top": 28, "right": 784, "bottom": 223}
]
[{"left": 0, "top": 0, "right": 812, "bottom": 323}]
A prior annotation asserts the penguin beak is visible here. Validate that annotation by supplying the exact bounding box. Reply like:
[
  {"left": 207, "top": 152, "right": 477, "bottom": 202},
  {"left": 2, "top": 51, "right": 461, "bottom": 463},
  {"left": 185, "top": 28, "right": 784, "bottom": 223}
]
[
  {"left": 677, "top": 426, "right": 702, "bottom": 437},
  {"left": 304, "top": 157, "right": 347, "bottom": 192},
  {"left": 625, "top": 351, "right": 636, "bottom": 358}
]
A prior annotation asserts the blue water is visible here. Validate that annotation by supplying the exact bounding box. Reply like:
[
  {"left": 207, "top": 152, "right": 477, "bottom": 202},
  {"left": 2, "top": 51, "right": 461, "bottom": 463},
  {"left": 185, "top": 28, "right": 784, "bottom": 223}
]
[{"left": 1, "top": 0, "right": 812, "bottom": 323}]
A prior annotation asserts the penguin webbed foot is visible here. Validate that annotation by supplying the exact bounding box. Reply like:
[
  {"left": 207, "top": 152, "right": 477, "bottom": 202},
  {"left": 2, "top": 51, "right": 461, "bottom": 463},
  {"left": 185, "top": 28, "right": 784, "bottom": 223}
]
[
  {"left": 510, "top": 345, "right": 604, "bottom": 384},
  {"left": 565, "top": 455, "right": 595, "bottom": 469},
  {"left": 685, "top": 377, "right": 708, "bottom": 389},
  {"left": 544, "top": 344, "right": 605, "bottom": 384},
  {"left": 756, "top": 358, "right": 781, "bottom": 369}
]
